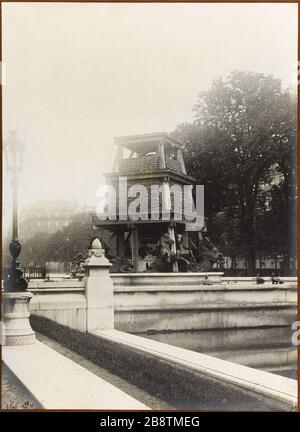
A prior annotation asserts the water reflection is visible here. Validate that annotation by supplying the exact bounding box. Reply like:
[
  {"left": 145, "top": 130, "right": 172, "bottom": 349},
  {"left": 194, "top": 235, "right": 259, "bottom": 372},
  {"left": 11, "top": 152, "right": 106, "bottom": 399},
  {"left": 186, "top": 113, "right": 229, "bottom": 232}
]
[{"left": 142, "top": 326, "right": 297, "bottom": 379}]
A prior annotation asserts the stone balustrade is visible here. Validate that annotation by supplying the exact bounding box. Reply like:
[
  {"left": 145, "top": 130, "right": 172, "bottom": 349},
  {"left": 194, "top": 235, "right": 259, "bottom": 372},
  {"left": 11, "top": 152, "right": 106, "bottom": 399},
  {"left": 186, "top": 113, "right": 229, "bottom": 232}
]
[{"left": 27, "top": 271, "right": 297, "bottom": 333}]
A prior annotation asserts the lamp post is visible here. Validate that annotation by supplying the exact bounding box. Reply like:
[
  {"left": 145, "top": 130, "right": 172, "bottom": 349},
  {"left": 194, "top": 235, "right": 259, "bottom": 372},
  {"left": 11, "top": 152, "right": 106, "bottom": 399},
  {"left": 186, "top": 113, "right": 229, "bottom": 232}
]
[
  {"left": 4, "top": 131, "right": 27, "bottom": 292},
  {"left": 2, "top": 131, "right": 35, "bottom": 345}
]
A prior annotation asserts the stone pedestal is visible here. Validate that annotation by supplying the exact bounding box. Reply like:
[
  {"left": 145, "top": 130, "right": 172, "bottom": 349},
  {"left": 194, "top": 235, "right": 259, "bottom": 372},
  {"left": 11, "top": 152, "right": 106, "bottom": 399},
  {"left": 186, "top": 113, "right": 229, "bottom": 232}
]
[
  {"left": 2, "top": 292, "right": 35, "bottom": 346},
  {"left": 84, "top": 238, "right": 114, "bottom": 332}
]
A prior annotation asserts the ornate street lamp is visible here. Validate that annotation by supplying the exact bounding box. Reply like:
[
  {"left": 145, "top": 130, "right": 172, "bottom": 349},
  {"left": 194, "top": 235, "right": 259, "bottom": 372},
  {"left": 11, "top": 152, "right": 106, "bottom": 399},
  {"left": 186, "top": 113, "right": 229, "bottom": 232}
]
[
  {"left": 2, "top": 131, "right": 35, "bottom": 345},
  {"left": 4, "top": 130, "right": 28, "bottom": 292}
]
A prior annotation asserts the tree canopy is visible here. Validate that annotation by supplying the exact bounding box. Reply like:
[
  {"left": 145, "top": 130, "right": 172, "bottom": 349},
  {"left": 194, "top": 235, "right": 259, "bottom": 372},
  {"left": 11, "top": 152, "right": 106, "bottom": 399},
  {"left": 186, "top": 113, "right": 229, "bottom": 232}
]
[{"left": 174, "top": 71, "right": 296, "bottom": 274}]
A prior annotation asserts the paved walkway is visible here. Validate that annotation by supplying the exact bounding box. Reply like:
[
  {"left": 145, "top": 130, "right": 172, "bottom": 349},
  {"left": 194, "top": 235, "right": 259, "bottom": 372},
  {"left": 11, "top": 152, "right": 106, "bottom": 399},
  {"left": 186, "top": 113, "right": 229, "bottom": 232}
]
[
  {"left": 2, "top": 364, "right": 42, "bottom": 410},
  {"left": 2, "top": 341, "right": 149, "bottom": 410},
  {"left": 36, "top": 331, "right": 173, "bottom": 410}
]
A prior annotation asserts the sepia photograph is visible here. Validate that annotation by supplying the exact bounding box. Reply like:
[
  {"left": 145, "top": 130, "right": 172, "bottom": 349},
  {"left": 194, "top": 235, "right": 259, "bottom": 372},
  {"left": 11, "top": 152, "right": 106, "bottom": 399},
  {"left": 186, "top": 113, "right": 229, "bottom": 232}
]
[{"left": 1, "top": 1, "right": 298, "bottom": 414}]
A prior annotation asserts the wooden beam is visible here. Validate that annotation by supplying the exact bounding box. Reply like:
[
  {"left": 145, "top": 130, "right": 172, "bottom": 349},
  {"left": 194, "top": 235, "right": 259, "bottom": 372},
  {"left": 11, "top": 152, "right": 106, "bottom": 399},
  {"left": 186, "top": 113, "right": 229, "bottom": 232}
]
[
  {"left": 158, "top": 142, "right": 166, "bottom": 169},
  {"left": 131, "top": 228, "right": 139, "bottom": 272},
  {"left": 177, "top": 149, "right": 187, "bottom": 175},
  {"left": 116, "top": 231, "right": 126, "bottom": 257},
  {"left": 168, "top": 225, "right": 178, "bottom": 272},
  {"left": 93, "top": 219, "right": 187, "bottom": 226},
  {"left": 117, "top": 146, "right": 123, "bottom": 171}
]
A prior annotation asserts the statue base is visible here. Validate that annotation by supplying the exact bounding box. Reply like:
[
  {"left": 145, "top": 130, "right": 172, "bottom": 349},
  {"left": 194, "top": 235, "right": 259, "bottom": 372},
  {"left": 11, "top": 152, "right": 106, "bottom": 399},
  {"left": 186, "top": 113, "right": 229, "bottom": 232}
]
[{"left": 2, "top": 292, "right": 35, "bottom": 346}]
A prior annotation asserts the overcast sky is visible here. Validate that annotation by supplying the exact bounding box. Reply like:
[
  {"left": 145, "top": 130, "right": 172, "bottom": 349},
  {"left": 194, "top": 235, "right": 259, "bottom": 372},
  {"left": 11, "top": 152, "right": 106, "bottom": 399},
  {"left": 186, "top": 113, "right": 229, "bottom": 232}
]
[{"left": 2, "top": 2, "right": 298, "bottom": 224}]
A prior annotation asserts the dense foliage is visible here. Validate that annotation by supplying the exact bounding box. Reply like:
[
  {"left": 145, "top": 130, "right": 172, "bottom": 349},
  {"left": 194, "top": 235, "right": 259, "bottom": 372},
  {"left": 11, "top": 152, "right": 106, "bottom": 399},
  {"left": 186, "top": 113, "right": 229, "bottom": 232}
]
[{"left": 173, "top": 71, "right": 296, "bottom": 274}]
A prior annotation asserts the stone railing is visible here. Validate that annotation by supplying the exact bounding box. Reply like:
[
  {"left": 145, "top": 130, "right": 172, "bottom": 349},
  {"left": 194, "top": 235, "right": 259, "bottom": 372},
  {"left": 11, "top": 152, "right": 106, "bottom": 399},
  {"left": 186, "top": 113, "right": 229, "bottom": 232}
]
[
  {"left": 27, "top": 267, "right": 297, "bottom": 333},
  {"left": 111, "top": 272, "right": 297, "bottom": 332},
  {"left": 29, "top": 238, "right": 113, "bottom": 332}
]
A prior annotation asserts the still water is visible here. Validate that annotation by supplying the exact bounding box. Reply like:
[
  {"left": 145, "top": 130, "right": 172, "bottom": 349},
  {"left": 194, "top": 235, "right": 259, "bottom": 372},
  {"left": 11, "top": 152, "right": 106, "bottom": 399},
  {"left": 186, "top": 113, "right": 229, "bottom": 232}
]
[{"left": 142, "top": 326, "right": 297, "bottom": 379}]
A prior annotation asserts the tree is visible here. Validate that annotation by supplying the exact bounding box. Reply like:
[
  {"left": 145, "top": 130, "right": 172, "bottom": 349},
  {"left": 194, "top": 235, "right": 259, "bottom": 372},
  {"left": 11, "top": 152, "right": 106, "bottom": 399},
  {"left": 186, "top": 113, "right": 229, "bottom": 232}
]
[
  {"left": 174, "top": 71, "right": 296, "bottom": 274},
  {"left": 19, "top": 211, "right": 96, "bottom": 266}
]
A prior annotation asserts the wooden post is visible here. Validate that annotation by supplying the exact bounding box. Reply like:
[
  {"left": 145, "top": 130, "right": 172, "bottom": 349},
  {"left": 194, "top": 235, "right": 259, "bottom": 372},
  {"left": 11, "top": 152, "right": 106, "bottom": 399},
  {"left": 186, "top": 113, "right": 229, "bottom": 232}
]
[
  {"left": 182, "top": 231, "right": 189, "bottom": 248},
  {"left": 177, "top": 149, "right": 187, "bottom": 175},
  {"left": 112, "top": 151, "right": 119, "bottom": 172},
  {"left": 168, "top": 225, "right": 178, "bottom": 272},
  {"left": 162, "top": 177, "right": 171, "bottom": 217},
  {"left": 116, "top": 146, "right": 124, "bottom": 172},
  {"left": 116, "top": 231, "right": 125, "bottom": 257},
  {"left": 158, "top": 142, "right": 166, "bottom": 169},
  {"left": 131, "top": 227, "right": 139, "bottom": 272}
]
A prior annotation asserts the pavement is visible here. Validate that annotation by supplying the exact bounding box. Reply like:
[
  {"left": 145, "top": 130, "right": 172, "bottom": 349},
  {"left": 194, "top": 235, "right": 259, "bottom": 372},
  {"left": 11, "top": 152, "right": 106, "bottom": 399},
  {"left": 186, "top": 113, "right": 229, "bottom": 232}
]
[{"left": 2, "top": 340, "right": 149, "bottom": 410}]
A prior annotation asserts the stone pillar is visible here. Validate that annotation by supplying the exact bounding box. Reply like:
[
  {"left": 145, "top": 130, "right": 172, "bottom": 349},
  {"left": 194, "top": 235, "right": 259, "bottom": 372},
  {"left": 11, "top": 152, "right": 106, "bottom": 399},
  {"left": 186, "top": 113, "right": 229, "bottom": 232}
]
[
  {"left": 2, "top": 292, "right": 35, "bottom": 346},
  {"left": 84, "top": 238, "right": 114, "bottom": 332}
]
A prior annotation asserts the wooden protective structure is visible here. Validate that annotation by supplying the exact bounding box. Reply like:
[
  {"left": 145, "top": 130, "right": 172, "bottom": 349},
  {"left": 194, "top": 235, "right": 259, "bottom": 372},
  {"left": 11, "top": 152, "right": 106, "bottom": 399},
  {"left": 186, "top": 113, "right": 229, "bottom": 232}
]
[{"left": 93, "top": 132, "right": 198, "bottom": 272}]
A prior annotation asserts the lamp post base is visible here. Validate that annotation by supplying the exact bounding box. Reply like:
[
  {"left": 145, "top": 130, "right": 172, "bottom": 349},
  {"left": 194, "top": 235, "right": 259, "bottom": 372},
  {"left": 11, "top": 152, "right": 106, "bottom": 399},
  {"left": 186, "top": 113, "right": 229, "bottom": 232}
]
[{"left": 2, "top": 292, "right": 35, "bottom": 346}]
